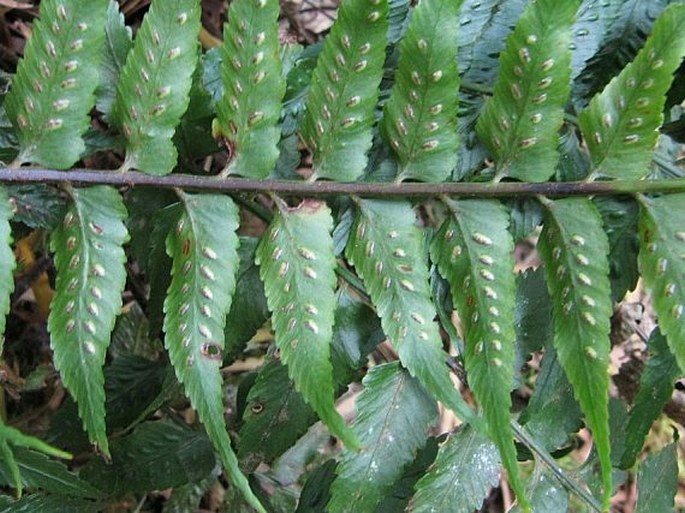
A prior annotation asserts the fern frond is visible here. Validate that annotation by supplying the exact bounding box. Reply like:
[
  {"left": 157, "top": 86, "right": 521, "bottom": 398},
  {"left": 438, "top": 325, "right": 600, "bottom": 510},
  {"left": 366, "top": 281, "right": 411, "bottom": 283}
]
[
  {"left": 47, "top": 186, "right": 128, "bottom": 457},
  {"left": 380, "top": 0, "right": 460, "bottom": 183},
  {"left": 409, "top": 425, "right": 500, "bottom": 513},
  {"left": 112, "top": 0, "right": 200, "bottom": 175},
  {"left": 4, "top": 0, "right": 109, "bottom": 168},
  {"left": 327, "top": 362, "right": 437, "bottom": 513},
  {"left": 300, "top": 0, "right": 388, "bottom": 181},
  {"left": 537, "top": 197, "right": 613, "bottom": 510},
  {"left": 162, "top": 193, "right": 264, "bottom": 513},
  {"left": 255, "top": 199, "right": 358, "bottom": 448},
  {"left": 345, "top": 199, "right": 478, "bottom": 425},
  {"left": 430, "top": 199, "right": 528, "bottom": 511},
  {"left": 579, "top": 4, "right": 685, "bottom": 180},
  {"left": 214, "top": 0, "right": 284, "bottom": 178},
  {"left": 475, "top": 0, "right": 578, "bottom": 182},
  {"left": 0, "top": 188, "right": 15, "bottom": 356},
  {"left": 95, "top": 0, "right": 132, "bottom": 122},
  {"left": 637, "top": 193, "right": 685, "bottom": 373}
]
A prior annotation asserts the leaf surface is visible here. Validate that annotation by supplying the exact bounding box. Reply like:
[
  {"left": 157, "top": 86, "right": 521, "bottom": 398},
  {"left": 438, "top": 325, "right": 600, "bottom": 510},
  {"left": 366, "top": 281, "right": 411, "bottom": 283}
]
[
  {"left": 638, "top": 193, "right": 685, "bottom": 373},
  {"left": 215, "top": 0, "right": 284, "bottom": 178},
  {"left": 537, "top": 197, "right": 613, "bottom": 510},
  {"left": 255, "top": 200, "right": 357, "bottom": 448},
  {"left": 0, "top": 188, "right": 15, "bottom": 355},
  {"left": 620, "top": 329, "right": 679, "bottom": 469},
  {"left": 475, "top": 0, "right": 578, "bottom": 182},
  {"left": 408, "top": 426, "right": 500, "bottom": 513},
  {"left": 300, "top": 0, "right": 388, "bottom": 181},
  {"left": 95, "top": 0, "right": 131, "bottom": 121},
  {"left": 579, "top": 3, "right": 685, "bottom": 180},
  {"left": 346, "top": 199, "right": 478, "bottom": 425},
  {"left": 430, "top": 199, "right": 526, "bottom": 510},
  {"left": 48, "top": 186, "right": 129, "bottom": 457},
  {"left": 162, "top": 193, "right": 264, "bottom": 513},
  {"left": 635, "top": 443, "right": 678, "bottom": 513},
  {"left": 4, "top": 0, "right": 109, "bottom": 168},
  {"left": 113, "top": 0, "right": 200, "bottom": 174},
  {"left": 381, "top": 0, "right": 460, "bottom": 182},
  {"left": 327, "top": 362, "right": 437, "bottom": 513}
]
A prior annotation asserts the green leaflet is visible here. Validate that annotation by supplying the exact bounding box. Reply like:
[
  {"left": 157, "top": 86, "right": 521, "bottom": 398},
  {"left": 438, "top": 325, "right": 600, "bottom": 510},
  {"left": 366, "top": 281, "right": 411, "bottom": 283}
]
[
  {"left": 409, "top": 426, "right": 500, "bottom": 513},
  {"left": 95, "top": 0, "right": 132, "bottom": 122},
  {"left": 255, "top": 200, "right": 358, "bottom": 449},
  {"left": 579, "top": 4, "right": 685, "bottom": 180},
  {"left": 162, "top": 193, "right": 265, "bottom": 513},
  {"left": 537, "top": 197, "right": 613, "bottom": 510},
  {"left": 635, "top": 443, "right": 678, "bottom": 513},
  {"left": 300, "top": 0, "right": 388, "bottom": 181},
  {"left": 0, "top": 189, "right": 15, "bottom": 356},
  {"left": 637, "top": 193, "right": 685, "bottom": 373},
  {"left": 380, "top": 0, "right": 460, "bottom": 182},
  {"left": 475, "top": 0, "right": 578, "bottom": 182},
  {"left": 4, "top": 0, "right": 108, "bottom": 168},
  {"left": 238, "top": 360, "right": 316, "bottom": 468},
  {"left": 113, "top": 0, "right": 200, "bottom": 175},
  {"left": 214, "top": 0, "right": 284, "bottom": 178},
  {"left": 327, "top": 362, "right": 437, "bottom": 513},
  {"left": 429, "top": 199, "right": 528, "bottom": 511},
  {"left": 47, "top": 186, "right": 129, "bottom": 457},
  {"left": 620, "top": 329, "right": 679, "bottom": 469},
  {"left": 345, "top": 199, "right": 478, "bottom": 425}
]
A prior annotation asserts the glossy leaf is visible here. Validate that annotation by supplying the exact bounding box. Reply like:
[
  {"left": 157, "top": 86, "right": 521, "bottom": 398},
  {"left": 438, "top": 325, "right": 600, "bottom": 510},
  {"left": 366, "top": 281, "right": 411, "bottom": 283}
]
[
  {"left": 430, "top": 199, "right": 527, "bottom": 510},
  {"left": 255, "top": 200, "right": 357, "bottom": 449},
  {"left": 475, "top": 0, "right": 578, "bottom": 182},
  {"left": 4, "top": 0, "right": 109, "bottom": 168},
  {"left": 380, "top": 0, "right": 460, "bottom": 182},
  {"left": 579, "top": 3, "right": 685, "bottom": 180},
  {"left": 81, "top": 419, "right": 215, "bottom": 495},
  {"left": 327, "top": 362, "right": 437, "bottom": 513},
  {"left": 0, "top": 188, "right": 14, "bottom": 355},
  {"left": 48, "top": 186, "right": 129, "bottom": 457},
  {"left": 214, "top": 0, "right": 284, "bottom": 178},
  {"left": 620, "top": 329, "right": 679, "bottom": 469},
  {"left": 300, "top": 0, "right": 388, "bottom": 181},
  {"left": 510, "top": 468, "right": 568, "bottom": 513},
  {"left": 408, "top": 426, "right": 500, "bottom": 513},
  {"left": 638, "top": 194, "right": 685, "bottom": 373},
  {"left": 346, "top": 199, "right": 478, "bottom": 425},
  {"left": 95, "top": 0, "right": 132, "bottom": 121},
  {"left": 635, "top": 443, "right": 678, "bottom": 513},
  {"left": 238, "top": 360, "right": 316, "bottom": 468},
  {"left": 113, "top": 0, "right": 200, "bottom": 174},
  {"left": 162, "top": 193, "right": 264, "bottom": 513},
  {"left": 537, "top": 197, "right": 613, "bottom": 510}
]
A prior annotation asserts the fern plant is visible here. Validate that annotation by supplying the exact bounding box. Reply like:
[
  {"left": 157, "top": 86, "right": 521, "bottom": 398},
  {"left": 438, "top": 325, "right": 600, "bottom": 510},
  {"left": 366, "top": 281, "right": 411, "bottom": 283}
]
[{"left": 0, "top": 0, "right": 685, "bottom": 512}]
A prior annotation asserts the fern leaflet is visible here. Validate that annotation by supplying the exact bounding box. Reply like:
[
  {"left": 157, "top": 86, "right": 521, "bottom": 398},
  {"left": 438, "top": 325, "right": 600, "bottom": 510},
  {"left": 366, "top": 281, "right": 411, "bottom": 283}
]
[
  {"left": 4, "top": 0, "right": 109, "bottom": 168},
  {"left": 300, "top": 0, "right": 388, "bottom": 181},
  {"left": 380, "top": 0, "right": 460, "bottom": 183},
  {"left": 430, "top": 199, "right": 528, "bottom": 511},
  {"left": 113, "top": 0, "right": 200, "bottom": 175},
  {"left": 475, "top": 0, "right": 578, "bottom": 182},
  {"left": 327, "top": 362, "right": 437, "bottom": 513},
  {"left": 0, "top": 189, "right": 15, "bottom": 356},
  {"left": 162, "top": 193, "right": 264, "bottom": 513},
  {"left": 537, "top": 197, "right": 613, "bottom": 510},
  {"left": 255, "top": 199, "right": 358, "bottom": 448},
  {"left": 95, "top": 0, "right": 132, "bottom": 122},
  {"left": 579, "top": 4, "right": 685, "bottom": 180},
  {"left": 637, "top": 193, "right": 685, "bottom": 373},
  {"left": 214, "top": 0, "right": 284, "bottom": 178},
  {"left": 48, "top": 186, "right": 128, "bottom": 457},
  {"left": 345, "top": 199, "right": 479, "bottom": 425}
]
